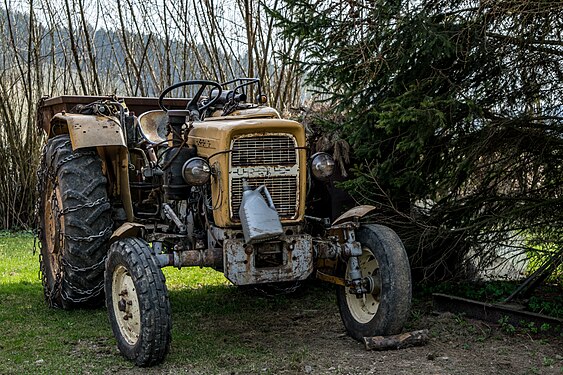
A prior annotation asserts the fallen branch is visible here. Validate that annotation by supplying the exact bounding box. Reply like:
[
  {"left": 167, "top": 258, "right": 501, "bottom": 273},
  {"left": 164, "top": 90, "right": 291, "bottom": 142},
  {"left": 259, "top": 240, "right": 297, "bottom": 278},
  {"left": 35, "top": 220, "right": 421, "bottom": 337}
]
[{"left": 363, "top": 329, "right": 429, "bottom": 351}]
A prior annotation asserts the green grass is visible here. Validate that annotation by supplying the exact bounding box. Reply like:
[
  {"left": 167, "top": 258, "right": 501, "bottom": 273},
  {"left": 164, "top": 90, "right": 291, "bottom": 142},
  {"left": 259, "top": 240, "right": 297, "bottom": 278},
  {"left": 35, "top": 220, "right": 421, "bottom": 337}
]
[
  {"left": 0, "top": 233, "right": 118, "bottom": 374},
  {"left": 526, "top": 241, "right": 563, "bottom": 285},
  {"left": 0, "top": 233, "right": 337, "bottom": 374}
]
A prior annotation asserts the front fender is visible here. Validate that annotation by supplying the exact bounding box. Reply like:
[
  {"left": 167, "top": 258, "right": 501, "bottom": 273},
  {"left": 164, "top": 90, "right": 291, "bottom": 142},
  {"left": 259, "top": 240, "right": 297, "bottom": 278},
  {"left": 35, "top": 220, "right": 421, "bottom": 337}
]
[
  {"left": 51, "top": 113, "right": 126, "bottom": 150},
  {"left": 315, "top": 205, "right": 377, "bottom": 284},
  {"left": 110, "top": 222, "right": 146, "bottom": 243},
  {"left": 332, "top": 205, "right": 376, "bottom": 226}
]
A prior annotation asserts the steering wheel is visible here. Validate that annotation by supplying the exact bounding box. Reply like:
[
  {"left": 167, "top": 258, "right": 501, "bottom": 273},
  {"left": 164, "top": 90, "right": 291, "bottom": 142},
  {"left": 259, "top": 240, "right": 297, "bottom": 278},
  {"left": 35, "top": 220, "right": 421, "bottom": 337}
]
[
  {"left": 220, "top": 77, "right": 259, "bottom": 102},
  {"left": 158, "top": 80, "right": 222, "bottom": 120}
]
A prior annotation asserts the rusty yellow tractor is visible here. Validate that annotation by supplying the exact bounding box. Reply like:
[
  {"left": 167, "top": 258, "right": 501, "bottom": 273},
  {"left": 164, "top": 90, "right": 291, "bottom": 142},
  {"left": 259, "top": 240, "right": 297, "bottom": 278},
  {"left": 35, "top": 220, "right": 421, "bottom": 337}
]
[{"left": 36, "top": 78, "right": 412, "bottom": 366}]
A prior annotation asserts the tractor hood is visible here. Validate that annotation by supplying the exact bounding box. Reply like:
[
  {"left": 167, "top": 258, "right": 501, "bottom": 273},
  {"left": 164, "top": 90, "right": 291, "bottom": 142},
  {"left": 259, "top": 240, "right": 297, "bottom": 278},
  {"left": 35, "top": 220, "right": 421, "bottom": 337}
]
[{"left": 188, "top": 107, "right": 307, "bottom": 228}]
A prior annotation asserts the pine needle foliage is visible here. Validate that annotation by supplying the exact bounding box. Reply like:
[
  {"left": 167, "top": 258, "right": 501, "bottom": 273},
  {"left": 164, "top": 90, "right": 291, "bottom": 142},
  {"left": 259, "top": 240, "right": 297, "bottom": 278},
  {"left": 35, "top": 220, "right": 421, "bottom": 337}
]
[{"left": 271, "top": 0, "right": 563, "bottom": 280}]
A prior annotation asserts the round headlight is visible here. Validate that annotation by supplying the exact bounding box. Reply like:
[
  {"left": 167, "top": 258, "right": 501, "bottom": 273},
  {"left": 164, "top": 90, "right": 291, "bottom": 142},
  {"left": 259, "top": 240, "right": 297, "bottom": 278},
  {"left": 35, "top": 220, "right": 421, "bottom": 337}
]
[
  {"left": 310, "top": 152, "right": 335, "bottom": 180},
  {"left": 182, "top": 157, "right": 211, "bottom": 185}
]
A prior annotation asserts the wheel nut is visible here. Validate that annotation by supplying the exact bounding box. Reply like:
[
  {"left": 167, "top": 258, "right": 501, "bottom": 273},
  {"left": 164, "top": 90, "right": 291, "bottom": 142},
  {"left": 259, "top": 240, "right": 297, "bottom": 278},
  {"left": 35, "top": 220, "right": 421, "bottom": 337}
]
[{"left": 118, "top": 298, "right": 127, "bottom": 312}]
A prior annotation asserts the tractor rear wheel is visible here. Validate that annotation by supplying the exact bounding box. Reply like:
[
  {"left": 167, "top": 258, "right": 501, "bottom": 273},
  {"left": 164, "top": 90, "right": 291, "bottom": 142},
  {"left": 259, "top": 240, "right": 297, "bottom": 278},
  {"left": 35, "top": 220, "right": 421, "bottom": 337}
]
[{"left": 38, "top": 135, "right": 112, "bottom": 309}]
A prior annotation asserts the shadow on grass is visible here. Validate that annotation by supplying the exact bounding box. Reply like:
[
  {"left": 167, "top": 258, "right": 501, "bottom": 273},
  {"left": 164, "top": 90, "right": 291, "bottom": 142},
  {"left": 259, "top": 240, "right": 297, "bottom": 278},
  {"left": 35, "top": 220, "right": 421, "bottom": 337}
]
[
  {"left": 165, "top": 280, "right": 340, "bottom": 369},
  {"left": 0, "top": 281, "right": 123, "bottom": 374},
  {"left": 0, "top": 278, "right": 341, "bottom": 373}
]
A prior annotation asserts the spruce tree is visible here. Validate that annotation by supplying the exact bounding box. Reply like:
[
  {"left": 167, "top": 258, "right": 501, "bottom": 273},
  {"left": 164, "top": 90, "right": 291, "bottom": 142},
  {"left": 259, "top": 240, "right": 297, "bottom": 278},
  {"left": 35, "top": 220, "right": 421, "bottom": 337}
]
[{"left": 272, "top": 0, "right": 563, "bottom": 280}]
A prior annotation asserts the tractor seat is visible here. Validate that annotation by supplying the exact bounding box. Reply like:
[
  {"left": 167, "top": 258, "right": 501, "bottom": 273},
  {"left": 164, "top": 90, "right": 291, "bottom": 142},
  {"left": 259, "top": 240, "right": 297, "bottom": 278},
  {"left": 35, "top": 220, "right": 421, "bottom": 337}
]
[{"left": 137, "top": 110, "right": 168, "bottom": 144}]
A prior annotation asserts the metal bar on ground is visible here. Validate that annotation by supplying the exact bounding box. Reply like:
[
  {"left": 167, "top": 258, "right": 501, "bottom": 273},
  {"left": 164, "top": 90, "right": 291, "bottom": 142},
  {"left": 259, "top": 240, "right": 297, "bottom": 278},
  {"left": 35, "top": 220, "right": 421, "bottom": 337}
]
[{"left": 433, "top": 293, "right": 563, "bottom": 328}]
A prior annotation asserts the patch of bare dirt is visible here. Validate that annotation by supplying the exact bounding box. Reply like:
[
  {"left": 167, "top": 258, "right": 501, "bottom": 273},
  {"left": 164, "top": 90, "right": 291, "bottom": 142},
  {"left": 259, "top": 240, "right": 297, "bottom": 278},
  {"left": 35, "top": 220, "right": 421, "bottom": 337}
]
[
  {"left": 256, "top": 304, "right": 563, "bottom": 375},
  {"left": 232, "top": 297, "right": 560, "bottom": 374},
  {"left": 112, "top": 285, "right": 563, "bottom": 375}
]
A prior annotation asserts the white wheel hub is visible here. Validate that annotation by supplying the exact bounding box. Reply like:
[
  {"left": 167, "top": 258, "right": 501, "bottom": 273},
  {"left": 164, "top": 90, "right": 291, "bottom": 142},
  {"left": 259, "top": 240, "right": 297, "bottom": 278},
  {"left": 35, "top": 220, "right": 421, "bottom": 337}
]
[
  {"left": 112, "top": 265, "right": 141, "bottom": 345},
  {"left": 345, "top": 247, "right": 381, "bottom": 324}
]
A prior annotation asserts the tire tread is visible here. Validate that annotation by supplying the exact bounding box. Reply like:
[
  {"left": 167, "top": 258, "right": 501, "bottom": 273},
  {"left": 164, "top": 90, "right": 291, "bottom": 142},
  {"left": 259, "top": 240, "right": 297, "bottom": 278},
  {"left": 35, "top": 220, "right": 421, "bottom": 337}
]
[
  {"left": 105, "top": 237, "right": 171, "bottom": 367},
  {"left": 336, "top": 224, "right": 412, "bottom": 340},
  {"left": 39, "top": 135, "right": 112, "bottom": 309}
]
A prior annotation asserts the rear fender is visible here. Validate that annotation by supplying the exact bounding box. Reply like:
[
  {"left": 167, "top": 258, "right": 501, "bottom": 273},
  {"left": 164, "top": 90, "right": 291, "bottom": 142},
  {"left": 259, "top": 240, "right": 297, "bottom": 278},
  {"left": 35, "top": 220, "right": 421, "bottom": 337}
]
[
  {"left": 50, "top": 113, "right": 133, "bottom": 221},
  {"left": 50, "top": 113, "right": 126, "bottom": 150}
]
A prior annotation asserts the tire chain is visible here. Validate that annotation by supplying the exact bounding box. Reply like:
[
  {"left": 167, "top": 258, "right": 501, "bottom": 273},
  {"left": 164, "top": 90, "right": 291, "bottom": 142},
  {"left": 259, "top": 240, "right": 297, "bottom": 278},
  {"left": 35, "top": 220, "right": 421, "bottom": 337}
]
[
  {"left": 64, "top": 226, "right": 112, "bottom": 243},
  {"left": 61, "top": 280, "right": 105, "bottom": 304},
  {"left": 35, "top": 143, "right": 61, "bottom": 307},
  {"left": 221, "top": 98, "right": 239, "bottom": 116},
  {"left": 58, "top": 197, "right": 109, "bottom": 217},
  {"left": 61, "top": 253, "right": 108, "bottom": 273},
  {"left": 34, "top": 139, "right": 109, "bottom": 307},
  {"left": 63, "top": 278, "right": 105, "bottom": 301}
]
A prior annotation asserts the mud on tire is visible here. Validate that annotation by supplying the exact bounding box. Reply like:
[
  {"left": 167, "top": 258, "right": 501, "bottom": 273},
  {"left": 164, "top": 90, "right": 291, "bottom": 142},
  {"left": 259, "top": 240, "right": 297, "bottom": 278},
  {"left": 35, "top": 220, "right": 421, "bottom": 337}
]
[{"left": 38, "top": 135, "right": 112, "bottom": 309}]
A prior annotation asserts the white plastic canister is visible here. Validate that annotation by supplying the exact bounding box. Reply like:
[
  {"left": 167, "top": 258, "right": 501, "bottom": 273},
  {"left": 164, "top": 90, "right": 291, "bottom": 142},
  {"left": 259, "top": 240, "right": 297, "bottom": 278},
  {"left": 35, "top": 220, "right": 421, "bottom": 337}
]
[{"left": 238, "top": 180, "right": 283, "bottom": 244}]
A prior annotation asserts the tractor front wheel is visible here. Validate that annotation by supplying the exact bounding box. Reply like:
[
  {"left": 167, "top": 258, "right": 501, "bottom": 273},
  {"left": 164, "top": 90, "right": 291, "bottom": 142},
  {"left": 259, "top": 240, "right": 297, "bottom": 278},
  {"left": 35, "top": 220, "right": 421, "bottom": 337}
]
[
  {"left": 336, "top": 224, "right": 412, "bottom": 340},
  {"left": 105, "top": 237, "right": 171, "bottom": 367}
]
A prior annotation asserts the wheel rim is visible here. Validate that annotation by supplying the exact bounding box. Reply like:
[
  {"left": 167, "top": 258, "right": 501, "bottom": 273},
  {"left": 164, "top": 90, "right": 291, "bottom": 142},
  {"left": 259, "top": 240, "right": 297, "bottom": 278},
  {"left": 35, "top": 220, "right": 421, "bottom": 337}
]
[
  {"left": 345, "top": 247, "right": 381, "bottom": 324},
  {"left": 43, "top": 183, "right": 64, "bottom": 283},
  {"left": 112, "top": 265, "right": 141, "bottom": 345}
]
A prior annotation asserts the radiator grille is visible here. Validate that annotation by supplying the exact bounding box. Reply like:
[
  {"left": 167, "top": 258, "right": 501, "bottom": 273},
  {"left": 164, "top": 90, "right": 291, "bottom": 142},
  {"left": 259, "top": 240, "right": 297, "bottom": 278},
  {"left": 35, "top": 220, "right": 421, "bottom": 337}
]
[
  {"left": 231, "top": 176, "right": 298, "bottom": 220},
  {"left": 231, "top": 136, "right": 296, "bottom": 166}
]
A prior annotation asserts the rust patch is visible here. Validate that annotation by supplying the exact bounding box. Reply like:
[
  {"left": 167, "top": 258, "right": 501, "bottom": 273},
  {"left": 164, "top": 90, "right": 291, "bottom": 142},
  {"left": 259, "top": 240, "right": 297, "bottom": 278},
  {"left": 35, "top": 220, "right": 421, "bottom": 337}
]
[
  {"left": 51, "top": 113, "right": 126, "bottom": 149},
  {"left": 224, "top": 235, "right": 313, "bottom": 285}
]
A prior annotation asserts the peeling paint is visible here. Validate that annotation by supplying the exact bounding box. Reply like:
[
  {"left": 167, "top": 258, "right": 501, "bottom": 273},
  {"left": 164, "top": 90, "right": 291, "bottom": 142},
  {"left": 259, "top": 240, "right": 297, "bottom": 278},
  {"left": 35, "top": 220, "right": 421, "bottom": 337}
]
[{"left": 224, "top": 235, "right": 313, "bottom": 285}]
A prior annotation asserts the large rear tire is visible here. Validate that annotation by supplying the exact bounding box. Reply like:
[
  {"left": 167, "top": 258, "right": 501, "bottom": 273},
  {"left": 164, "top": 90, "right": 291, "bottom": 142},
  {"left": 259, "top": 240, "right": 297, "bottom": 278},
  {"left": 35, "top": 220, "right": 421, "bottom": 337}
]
[
  {"left": 336, "top": 224, "right": 412, "bottom": 340},
  {"left": 38, "top": 135, "right": 112, "bottom": 309},
  {"left": 105, "top": 237, "right": 171, "bottom": 367}
]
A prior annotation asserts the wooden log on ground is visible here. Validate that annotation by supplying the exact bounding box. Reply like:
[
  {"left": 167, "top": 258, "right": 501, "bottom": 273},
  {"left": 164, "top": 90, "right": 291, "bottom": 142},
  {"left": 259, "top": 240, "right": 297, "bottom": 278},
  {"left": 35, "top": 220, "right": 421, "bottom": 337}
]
[{"left": 363, "top": 329, "right": 429, "bottom": 351}]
